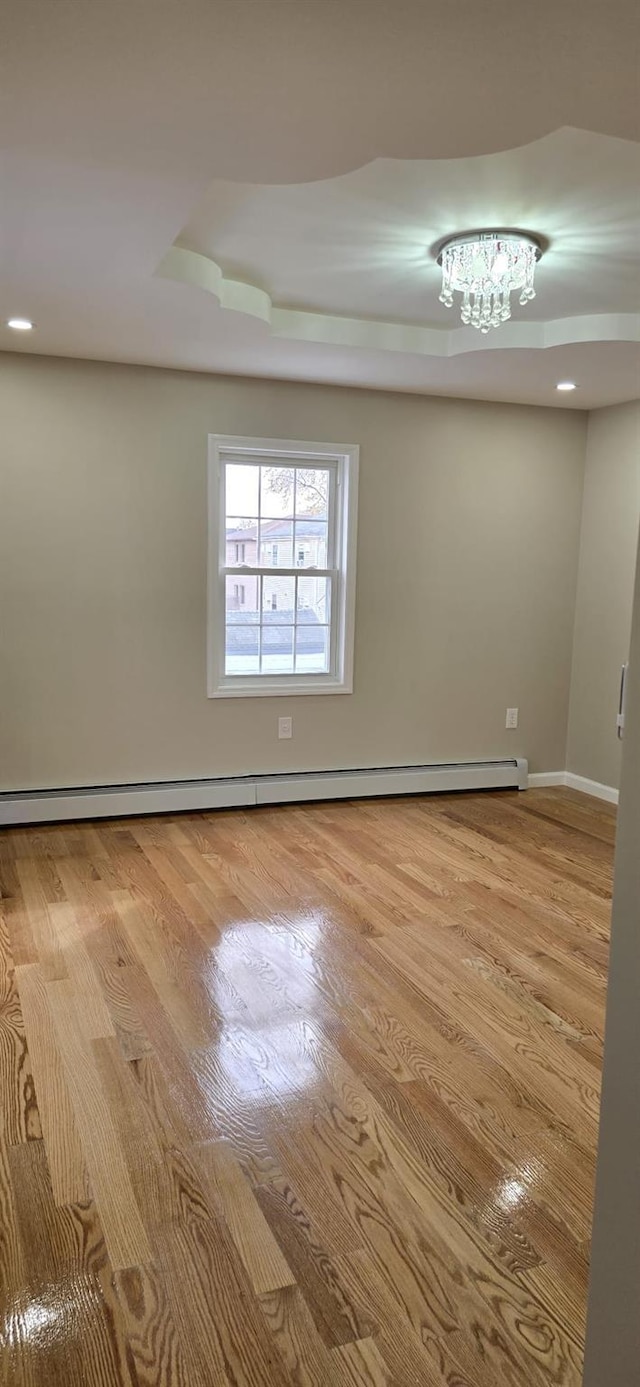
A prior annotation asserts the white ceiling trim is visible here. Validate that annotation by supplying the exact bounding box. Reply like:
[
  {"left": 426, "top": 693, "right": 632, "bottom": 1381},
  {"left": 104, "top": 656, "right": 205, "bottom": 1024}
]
[{"left": 157, "top": 245, "right": 640, "bottom": 360}]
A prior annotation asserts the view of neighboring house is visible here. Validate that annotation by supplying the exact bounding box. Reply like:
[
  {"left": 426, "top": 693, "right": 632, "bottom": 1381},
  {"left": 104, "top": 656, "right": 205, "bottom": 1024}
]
[{"left": 225, "top": 516, "right": 328, "bottom": 616}]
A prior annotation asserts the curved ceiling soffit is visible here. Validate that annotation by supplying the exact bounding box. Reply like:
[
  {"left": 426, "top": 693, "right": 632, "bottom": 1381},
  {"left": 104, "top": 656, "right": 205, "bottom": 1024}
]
[
  {"left": 156, "top": 128, "right": 640, "bottom": 359},
  {"left": 156, "top": 245, "right": 640, "bottom": 359}
]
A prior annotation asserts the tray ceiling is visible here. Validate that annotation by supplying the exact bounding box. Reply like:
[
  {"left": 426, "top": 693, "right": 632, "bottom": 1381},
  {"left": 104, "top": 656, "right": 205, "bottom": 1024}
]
[
  {"left": 161, "top": 129, "right": 640, "bottom": 361},
  {"left": 2, "top": 0, "right": 640, "bottom": 407}
]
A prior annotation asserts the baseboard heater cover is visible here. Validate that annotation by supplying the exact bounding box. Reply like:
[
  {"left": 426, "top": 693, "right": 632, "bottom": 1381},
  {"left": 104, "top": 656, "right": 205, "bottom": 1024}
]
[{"left": 0, "top": 758, "right": 528, "bottom": 826}]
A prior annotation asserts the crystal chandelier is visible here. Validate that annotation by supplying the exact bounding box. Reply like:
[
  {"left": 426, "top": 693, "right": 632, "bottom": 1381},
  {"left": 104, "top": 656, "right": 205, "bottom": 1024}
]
[{"left": 437, "top": 230, "right": 543, "bottom": 333}]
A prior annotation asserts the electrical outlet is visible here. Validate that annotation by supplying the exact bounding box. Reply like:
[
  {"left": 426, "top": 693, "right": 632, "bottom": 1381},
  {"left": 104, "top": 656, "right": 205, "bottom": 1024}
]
[
  {"left": 505, "top": 707, "right": 519, "bottom": 729},
  {"left": 278, "top": 716, "right": 293, "bottom": 740}
]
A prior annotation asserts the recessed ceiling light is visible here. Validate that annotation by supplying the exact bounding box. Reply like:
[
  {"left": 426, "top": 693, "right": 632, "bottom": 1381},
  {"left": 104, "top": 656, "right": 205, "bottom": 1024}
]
[
  {"left": 556, "top": 381, "right": 577, "bottom": 391},
  {"left": 6, "top": 317, "right": 34, "bottom": 331}
]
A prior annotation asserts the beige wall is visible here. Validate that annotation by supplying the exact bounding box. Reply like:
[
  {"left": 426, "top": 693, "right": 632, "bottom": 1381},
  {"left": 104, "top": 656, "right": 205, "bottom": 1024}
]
[
  {"left": 567, "top": 401, "right": 640, "bottom": 790},
  {"left": 0, "top": 352, "right": 586, "bottom": 791}
]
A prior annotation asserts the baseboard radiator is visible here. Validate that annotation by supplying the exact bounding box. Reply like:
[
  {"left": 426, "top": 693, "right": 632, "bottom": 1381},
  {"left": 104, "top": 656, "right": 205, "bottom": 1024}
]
[{"left": 0, "top": 758, "right": 528, "bottom": 827}]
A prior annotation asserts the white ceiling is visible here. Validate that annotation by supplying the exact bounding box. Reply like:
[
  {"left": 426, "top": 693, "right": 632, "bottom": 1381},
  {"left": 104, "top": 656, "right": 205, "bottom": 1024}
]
[{"left": 2, "top": 0, "right": 640, "bottom": 408}]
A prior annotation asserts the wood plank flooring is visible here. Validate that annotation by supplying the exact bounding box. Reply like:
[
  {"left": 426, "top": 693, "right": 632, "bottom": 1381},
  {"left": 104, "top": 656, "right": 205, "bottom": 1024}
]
[{"left": 0, "top": 787, "right": 614, "bottom": 1385}]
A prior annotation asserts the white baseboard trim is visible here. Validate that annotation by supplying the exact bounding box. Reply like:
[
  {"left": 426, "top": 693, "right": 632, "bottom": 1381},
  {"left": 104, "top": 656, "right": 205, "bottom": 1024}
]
[
  {"left": 527, "top": 770, "right": 619, "bottom": 804},
  {"left": 0, "top": 758, "right": 528, "bottom": 827},
  {"left": 564, "top": 772, "right": 619, "bottom": 805}
]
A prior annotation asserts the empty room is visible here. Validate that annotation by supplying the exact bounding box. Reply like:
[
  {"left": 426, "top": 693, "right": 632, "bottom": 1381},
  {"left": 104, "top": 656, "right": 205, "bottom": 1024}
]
[{"left": 1, "top": 3, "right": 640, "bottom": 1384}]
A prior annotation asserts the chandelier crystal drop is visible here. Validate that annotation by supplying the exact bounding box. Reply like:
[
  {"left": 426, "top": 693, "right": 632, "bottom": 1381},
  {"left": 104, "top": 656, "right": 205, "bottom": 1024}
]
[{"left": 437, "top": 231, "right": 542, "bottom": 333}]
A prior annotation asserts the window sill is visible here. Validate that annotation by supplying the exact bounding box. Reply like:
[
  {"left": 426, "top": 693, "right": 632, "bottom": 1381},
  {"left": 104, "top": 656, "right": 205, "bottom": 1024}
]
[{"left": 208, "top": 674, "right": 353, "bottom": 699}]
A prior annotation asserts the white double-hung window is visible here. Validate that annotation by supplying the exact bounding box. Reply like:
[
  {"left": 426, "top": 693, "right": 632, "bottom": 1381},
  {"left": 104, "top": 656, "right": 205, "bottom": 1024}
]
[{"left": 208, "top": 435, "right": 359, "bottom": 697}]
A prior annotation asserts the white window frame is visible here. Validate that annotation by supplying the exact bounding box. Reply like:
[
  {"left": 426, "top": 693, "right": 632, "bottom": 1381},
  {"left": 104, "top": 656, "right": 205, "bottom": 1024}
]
[{"left": 208, "top": 434, "right": 359, "bottom": 698}]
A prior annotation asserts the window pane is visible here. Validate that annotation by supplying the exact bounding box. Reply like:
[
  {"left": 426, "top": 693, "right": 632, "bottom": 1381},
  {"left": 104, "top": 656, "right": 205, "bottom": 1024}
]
[
  {"left": 295, "top": 468, "right": 329, "bottom": 520},
  {"left": 262, "top": 575, "right": 294, "bottom": 618},
  {"left": 296, "top": 576, "right": 330, "bottom": 625},
  {"left": 225, "top": 620, "right": 260, "bottom": 676},
  {"left": 226, "top": 519, "right": 257, "bottom": 567},
  {"left": 225, "top": 575, "right": 259, "bottom": 619},
  {"left": 225, "top": 463, "right": 259, "bottom": 517},
  {"left": 260, "top": 626, "right": 294, "bottom": 674},
  {"left": 213, "top": 438, "right": 354, "bottom": 695},
  {"left": 259, "top": 520, "right": 293, "bottom": 567},
  {"left": 295, "top": 625, "right": 330, "bottom": 674},
  {"left": 293, "top": 519, "right": 328, "bottom": 568},
  {"left": 260, "top": 466, "right": 295, "bottom": 518}
]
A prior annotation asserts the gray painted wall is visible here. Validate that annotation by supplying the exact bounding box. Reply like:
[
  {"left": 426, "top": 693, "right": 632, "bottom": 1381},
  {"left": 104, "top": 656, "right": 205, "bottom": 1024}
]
[
  {"left": 567, "top": 401, "right": 640, "bottom": 790},
  {"left": 0, "top": 352, "right": 586, "bottom": 790}
]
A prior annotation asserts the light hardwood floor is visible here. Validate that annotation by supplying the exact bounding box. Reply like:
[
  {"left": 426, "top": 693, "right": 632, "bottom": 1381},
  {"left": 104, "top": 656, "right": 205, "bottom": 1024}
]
[{"left": 0, "top": 787, "right": 614, "bottom": 1386}]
